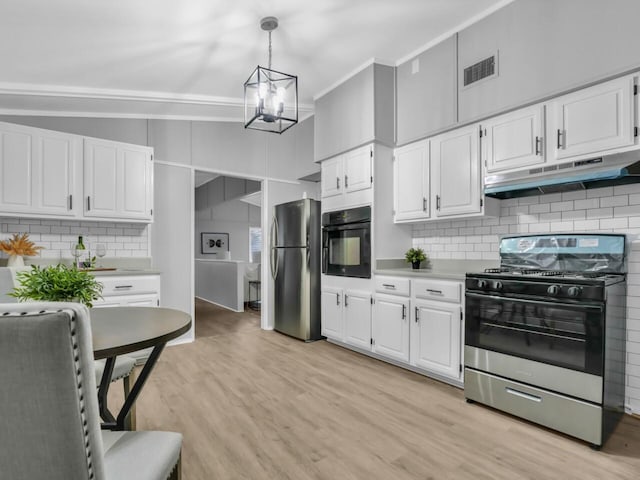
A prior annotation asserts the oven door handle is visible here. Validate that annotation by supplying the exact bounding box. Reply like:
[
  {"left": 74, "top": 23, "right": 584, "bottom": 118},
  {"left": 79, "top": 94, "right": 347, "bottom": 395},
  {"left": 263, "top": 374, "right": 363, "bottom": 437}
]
[{"left": 464, "top": 292, "right": 604, "bottom": 312}]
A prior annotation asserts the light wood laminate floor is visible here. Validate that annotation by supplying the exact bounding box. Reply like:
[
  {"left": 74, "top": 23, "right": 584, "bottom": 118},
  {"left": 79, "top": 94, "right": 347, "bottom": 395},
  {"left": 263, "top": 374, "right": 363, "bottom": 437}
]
[{"left": 111, "top": 299, "right": 640, "bottom": 479}]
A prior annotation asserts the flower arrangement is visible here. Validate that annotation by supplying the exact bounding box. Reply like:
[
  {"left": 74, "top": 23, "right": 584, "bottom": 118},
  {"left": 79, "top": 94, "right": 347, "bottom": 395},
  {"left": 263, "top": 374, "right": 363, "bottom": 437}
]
[
  {"left": 10, "top": 264, "right": 103, "bottom": 307},
  {"left": 0, "top": 233, "right": 44, "bottom": 266}
]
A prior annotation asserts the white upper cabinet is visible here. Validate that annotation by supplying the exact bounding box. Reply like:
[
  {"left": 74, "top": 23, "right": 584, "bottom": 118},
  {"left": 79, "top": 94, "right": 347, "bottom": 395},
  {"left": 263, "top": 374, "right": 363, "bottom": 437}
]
[
  {"left": 393, "top": 140, "right": 430, "bottom": 222},
  {"left": 320, "top": 144, "right": 373, "bottom": 210},
  {"left": 84, "top": 138, "right": 153, "bottom": 221},
  {"left": 431, "top": 124, "right": 481, "bottom": 218},
  {"left": 482, "top": 104, "right": 545, "bottom": 173},
  {"left": 343, "top": 145, "right": 372, "bottom": 194},
  {"left": 546, "top": 74, "right": 635, "bottom": 162},
  {"left": 320, "top": 155, "right": 343, "bottom": 198},
  {"left": 0, "top": 122, "right": 78, "bottom": 217}
]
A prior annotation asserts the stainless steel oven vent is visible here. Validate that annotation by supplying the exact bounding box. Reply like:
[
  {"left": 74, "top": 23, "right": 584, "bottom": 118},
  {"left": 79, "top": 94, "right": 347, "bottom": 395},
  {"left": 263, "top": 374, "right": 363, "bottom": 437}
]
[{"left": 463, "top": 55, "right": 496, "bottom": 86}]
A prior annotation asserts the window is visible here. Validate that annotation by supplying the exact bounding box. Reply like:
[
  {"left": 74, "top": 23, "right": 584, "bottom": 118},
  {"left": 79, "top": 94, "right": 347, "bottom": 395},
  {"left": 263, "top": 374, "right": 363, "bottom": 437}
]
[{"left": 249, "top": 227, "right": 262, "bottom": 263}]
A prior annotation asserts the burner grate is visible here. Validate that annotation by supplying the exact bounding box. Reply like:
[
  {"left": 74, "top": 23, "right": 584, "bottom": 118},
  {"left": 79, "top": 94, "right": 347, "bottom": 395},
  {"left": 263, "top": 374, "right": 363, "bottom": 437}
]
[{"left": 485, "top": 268, "right": 511, "bottom": 273}]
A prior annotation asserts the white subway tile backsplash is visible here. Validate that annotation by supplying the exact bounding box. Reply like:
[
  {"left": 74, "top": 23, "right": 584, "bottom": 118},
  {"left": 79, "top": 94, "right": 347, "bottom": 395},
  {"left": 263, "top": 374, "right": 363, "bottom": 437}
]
[
  {"left": 561, "top": 190, "right": 587, "bottom": 201},
  {"left": 550, "top": 201, "right": 574, "bottom": 212},
  {"left": 410, "top": 185, "right": 640, "bottom": 413},
  {"left": 0, "top": 218, "right": 149, "bottom": 260}
]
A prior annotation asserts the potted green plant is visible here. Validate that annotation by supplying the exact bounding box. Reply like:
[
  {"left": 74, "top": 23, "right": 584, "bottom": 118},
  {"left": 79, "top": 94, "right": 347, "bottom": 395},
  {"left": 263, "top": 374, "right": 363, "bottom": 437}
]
[
  {"left": 405, "top": 247, "right": 427, "bottom": 270},
  {"left": 10, "top": 264, "right": 103, "bottom": 307}
]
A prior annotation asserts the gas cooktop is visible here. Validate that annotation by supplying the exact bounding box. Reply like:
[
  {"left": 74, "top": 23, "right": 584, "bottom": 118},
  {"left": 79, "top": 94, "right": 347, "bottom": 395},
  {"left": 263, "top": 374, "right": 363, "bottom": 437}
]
[{"left": 481, "top": 267, "right": 624, "bottom": 283}]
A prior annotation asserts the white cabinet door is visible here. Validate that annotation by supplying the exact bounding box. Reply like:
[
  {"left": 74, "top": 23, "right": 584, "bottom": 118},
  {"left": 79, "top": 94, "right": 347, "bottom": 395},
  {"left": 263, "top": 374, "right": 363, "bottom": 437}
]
[
  {"left": 321, "top": 287, "right": 343, "bottom": 340},
  {"left": 431, "top": 125, "right": 481, "bottom": 218},
  {"left": 35, "top": 131, "right": 79, "bottom": 216},
  {"left": 0, "top": 122, "right": 79, "bottom": 217},
  {"left": 394, "top": 140, "right": 430, "bottom": 222},
  {"left": 84, "top": 138, "right": 153, "bottom": 221},
  {"left": 412, "top": 300, "right": 461, "bottom": 380},
  {"left": 84, "top": 138, "right": 118, "bottom": 217},
  {"left": 343, "top": 145, "right": 372, "bottom": 194},
  {"left": 121, "top": 144, "right": 153, "bottom": 220},
  {"left": 321, "top": 156, "right": 343, "bottom": 198},
  {"left": 0, "top": 123, "right": 35, "bottom": 212},
  {"left": 344, "top": 289, "right": 372, "bottom": 350},
  {"left": 372, "top": 293, "right": 410, "bottom": 363},
  {"left": 484, "top": 104, "right": 545, "bottom": 173},
  {"left": 547, "top": 75, "right": 635, "bottom": 162}
]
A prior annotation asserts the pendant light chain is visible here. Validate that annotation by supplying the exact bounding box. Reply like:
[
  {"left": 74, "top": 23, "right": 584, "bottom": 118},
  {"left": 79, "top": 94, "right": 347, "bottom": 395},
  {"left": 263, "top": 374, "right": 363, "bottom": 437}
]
[{"left": 268, "top": 31, "right": 272, "bottom": 70}]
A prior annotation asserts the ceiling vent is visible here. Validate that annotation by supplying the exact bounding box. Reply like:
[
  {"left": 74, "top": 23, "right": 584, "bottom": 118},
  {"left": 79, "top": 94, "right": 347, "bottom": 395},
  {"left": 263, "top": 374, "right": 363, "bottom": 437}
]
[{"left": 463, "top": 54, "right": 497, "bottom": 87}]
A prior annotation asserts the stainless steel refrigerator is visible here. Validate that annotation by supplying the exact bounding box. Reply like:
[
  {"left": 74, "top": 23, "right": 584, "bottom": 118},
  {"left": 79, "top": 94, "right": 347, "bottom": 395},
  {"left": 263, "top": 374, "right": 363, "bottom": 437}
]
[{"left": 270, "top": 198, "right": 322, "bottom": 341}]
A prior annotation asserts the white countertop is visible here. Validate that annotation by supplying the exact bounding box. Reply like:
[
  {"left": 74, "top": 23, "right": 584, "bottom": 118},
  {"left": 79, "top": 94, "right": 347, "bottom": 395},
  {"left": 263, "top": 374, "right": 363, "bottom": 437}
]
[
  {"left": 375, "top": 259, "right": 499, "bottom": 281},
  {"left": 195, "top": 258, "right": 245, "bottom": 264}
]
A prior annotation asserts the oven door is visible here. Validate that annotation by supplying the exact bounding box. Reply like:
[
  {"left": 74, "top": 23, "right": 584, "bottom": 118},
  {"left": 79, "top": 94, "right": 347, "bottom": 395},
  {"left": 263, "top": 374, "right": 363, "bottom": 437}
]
[
  {"left": 322, "top": 223, "right": 371, "bottom": 278},
  {"left": 465, "top": 292, "right": 604, "bottom": 376}
]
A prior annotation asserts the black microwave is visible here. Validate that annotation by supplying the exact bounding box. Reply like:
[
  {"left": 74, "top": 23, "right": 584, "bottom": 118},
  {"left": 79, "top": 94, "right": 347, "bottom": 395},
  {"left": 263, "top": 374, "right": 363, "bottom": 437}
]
[{"left": 321, "top": 206, "right": 371, "bottom": 278}]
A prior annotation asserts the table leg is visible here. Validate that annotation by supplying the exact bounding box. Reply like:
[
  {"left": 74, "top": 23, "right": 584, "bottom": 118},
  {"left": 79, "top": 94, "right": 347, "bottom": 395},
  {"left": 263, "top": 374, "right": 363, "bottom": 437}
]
[
  {"left": 98, "top": 357, "right": 116, "bottom": 425},
  {"left": 122, "top": 370, "right": 137, "bottom": 430},
  {"left": 101, "top": 342, "right": 166, "bottom": 431}
]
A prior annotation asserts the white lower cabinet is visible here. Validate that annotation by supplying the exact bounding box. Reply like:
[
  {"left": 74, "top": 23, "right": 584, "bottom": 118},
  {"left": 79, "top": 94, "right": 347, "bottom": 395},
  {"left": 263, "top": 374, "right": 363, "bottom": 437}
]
[
  {"left": 93, "top": 274, "right": 161, "bottom": 362},
  {"left": 343, "top": 290, "right": 372, "bottom": 350},
  {"left": 372, "top": 293, "right": 410, "bottom": 363},
  {"left": 411, "top": 299, "right": 462, "bottom": 380},
  {"left": 321, "top": 287, "right": 344, "bottom": 340}
]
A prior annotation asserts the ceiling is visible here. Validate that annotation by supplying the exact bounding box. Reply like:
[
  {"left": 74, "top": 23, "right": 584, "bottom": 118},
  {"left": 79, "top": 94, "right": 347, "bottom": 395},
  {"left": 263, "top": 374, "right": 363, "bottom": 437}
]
[{"left": 0, "top": 0, "right": 508, "bottom": 121}]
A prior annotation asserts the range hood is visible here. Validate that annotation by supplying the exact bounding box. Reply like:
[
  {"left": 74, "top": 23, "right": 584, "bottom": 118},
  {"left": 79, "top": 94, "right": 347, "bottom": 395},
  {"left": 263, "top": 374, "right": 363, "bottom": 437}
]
[{"left": 484, "top": 150, "right": 640, "bottom": 199}]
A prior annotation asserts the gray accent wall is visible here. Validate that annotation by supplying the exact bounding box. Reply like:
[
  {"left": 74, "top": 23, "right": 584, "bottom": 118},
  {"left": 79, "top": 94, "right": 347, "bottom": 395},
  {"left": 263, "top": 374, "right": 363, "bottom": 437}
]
[
  {"left": 0, "top": 115, "right": 316, "bottom": 182},
  {"left": 457, "top": 0, "right": 640, "bottom": 122}
]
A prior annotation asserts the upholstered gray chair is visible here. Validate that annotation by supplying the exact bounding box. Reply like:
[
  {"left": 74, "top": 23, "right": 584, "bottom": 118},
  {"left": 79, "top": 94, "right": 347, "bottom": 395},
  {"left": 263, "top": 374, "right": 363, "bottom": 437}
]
[
  {"left": 1, "top": 266, "right": 138, "bottom": 422},
  {"left": 0, "top": 302, "right": 182, "bottom": 480}
]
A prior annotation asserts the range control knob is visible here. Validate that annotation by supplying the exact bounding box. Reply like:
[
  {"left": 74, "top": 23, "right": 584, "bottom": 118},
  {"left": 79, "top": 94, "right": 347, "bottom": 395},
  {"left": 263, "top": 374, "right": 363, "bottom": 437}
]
[
  {"left": 547, "top": 285, "right": 561, "bottom": 296},
  {"left": 477, "top": 280, "right": 488, "bottom": 289},
  {"left": 567, "top": 286, "right": 582, "bottom": 298},
  {"left": 493, "top": 281, "right": 503, "bottom": 291}
]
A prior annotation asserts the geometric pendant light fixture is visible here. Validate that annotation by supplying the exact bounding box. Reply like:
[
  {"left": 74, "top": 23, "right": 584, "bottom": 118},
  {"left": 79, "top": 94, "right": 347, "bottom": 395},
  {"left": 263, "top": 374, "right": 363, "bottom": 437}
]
[{"left": 244, "top": 16, "right": 298, "bottom": 134}]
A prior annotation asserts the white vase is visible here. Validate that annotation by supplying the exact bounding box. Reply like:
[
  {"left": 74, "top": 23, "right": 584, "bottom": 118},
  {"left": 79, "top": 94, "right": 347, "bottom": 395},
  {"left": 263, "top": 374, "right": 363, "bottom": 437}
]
[{"left": 7, "top": 254, "right": 24, "bottom": 267}]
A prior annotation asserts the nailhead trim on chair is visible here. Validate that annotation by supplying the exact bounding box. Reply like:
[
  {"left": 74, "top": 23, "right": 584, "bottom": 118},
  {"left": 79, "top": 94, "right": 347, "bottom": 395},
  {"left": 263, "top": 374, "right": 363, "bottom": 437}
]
[{"left": 2, "top": 308, "right": 96, "bottom": 480}]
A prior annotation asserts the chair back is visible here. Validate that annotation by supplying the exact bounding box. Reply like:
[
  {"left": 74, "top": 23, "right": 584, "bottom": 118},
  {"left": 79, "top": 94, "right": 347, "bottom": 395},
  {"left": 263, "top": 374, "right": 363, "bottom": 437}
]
[{"left": 0, "top": 302, "right": 106, "bottom": 480}]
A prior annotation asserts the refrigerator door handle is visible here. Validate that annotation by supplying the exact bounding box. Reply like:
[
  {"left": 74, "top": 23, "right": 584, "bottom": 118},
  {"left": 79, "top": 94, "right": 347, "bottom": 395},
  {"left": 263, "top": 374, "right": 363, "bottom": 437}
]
[{"left": 270, "top": 216, "right": 278, "bottom": 279}]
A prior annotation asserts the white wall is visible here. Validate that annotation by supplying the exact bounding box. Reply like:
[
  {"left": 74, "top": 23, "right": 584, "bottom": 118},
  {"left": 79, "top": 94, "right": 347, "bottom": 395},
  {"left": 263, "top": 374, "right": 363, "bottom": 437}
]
[
  {"left": 151, "top": 163, "right": 194, "bottom": 335},
  {"left": 411, "top": 184, "right": 640, "bottom": 414}
]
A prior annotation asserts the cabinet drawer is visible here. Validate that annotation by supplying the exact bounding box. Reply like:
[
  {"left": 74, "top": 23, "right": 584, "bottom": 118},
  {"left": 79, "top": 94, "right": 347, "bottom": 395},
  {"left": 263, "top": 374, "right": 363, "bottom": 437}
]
[
  {"left": 98, "top": 275, "right": 160, "bottom": 297},
  {"left": 375, "top": 276, "right": 410, "bottom": 296},
  {"left": 413, "top": 279, "right": 460, "bottom": 303},
  {"left": 464, "top": 369, "right": 602, "bottom": 445}
]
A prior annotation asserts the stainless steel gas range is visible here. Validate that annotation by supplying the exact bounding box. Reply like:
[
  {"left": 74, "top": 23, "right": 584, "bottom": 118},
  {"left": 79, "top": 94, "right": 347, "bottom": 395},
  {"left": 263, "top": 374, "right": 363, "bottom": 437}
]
[{"left": 464, "top": 234, "right": 627, "bottom": 448}]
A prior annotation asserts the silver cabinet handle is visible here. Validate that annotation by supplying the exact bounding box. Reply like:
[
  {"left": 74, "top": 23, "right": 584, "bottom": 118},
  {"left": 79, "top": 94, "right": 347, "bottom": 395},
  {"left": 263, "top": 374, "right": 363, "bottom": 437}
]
[
  {"left": 87, "top": 196, "right": 91, "bottom": 211},
  {"left": 68, "top": 194, "right": 73, "bottom": 210},
  {"left": 427, "top": 289, "right": 443, "bottom": 295},
  {"left": 344, "top": 175, "right": 349, "bottom": 189},
  {"left": 506, "top": 387, "right": 542, "bottom": 403},
  {"left": 114, "top": 285, "right": 133, "bottom": 289},
  {"left": 336, "top": 177, "right": 340, "bottom": 190},
  {"left": 344, "top": 294, "right": 348, "bottom": 307},
  {"left": 535, "top": 136, "right": 542, "bottom": 155},
  {"left": 422, "top": 197, "right": 427, "bottom": 212},
  {"left": 336, "top": 293, "right": 340, "bottom": 306},
  {"left": 436, "top": 195, "right": 441, "bottom": 210},
  {"left": 382, "top": 284, "right": 396, "bottom": 289},
  {"left": 402, "top": 304, "right": 406, "bottom": 320},
  {"left": 414, "top": 306, "right": 419, "bottom": 322}
]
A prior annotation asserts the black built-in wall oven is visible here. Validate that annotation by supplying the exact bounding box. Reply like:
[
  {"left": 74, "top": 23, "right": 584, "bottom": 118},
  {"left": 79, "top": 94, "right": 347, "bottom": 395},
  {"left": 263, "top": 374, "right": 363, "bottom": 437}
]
[{"left": 321, "top": 206, "right": 371, "bottom": 278}]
